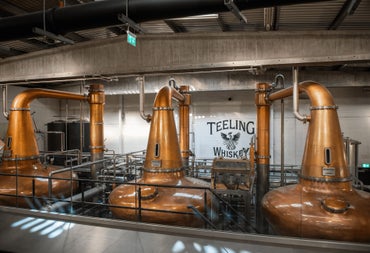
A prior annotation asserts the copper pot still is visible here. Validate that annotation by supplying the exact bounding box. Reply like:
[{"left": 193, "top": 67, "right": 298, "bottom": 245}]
[
  {"left": 0, "top": 88, "right": 88, "bottom": 207},
  {"left": 261, "top": 81, "right": 370, "bottom": 243},
  {"left": 109, "top": 85, "right": 210, "bottom": 227}
]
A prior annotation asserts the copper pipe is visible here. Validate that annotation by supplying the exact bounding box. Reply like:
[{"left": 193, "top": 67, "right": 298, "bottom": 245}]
[
  {"left": 88, "top": 84, "right": 105, "bottom": 179},
  {"left": 249, "top": 136, "right": 256, "bottom": 175},
  {"left": 262, "top": 81, "right": 370, "bottom": 242},
  {"left": 179, "top": 85, "right": 191, "bottom": 168},
  {"left": 109, "top": 85, "right": 210, "bottom": 227},
  {"left": 4, "top": 89, "right": 87, "bottom": 161},
  {"left": 0, "top": 88, "right": 86, "bottom": 207},
  {"left": 143, "top": 86, "right": 184, "bottom": 171},
  {"left": 58, "top": 0, "right": 65, "bottom": 8},
  {"left": 255, "top": 83, "right": 271, "bottom": 233}
]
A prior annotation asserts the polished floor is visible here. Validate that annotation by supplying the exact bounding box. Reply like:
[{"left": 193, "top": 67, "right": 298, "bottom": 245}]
[{"left": 0, "top": 206, "right": 369, "bottom": 253}]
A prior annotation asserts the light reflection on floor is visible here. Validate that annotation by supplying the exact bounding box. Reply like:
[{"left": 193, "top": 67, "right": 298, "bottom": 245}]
[
  {"left": 11, "top": 217, "right": 75, "bottom": 239},
  {"left": 171, "top": 240, "right": 251, "bottom": 253}
]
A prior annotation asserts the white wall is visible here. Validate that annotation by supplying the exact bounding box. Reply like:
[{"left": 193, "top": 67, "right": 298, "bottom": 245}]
[{"left": 110, "top": 87, "right": 370, "bottom": 166}]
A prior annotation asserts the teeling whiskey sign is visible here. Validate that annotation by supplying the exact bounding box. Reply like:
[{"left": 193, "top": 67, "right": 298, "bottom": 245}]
[{"left": 194, "top": 118, "right": 255, "bottom": 159}]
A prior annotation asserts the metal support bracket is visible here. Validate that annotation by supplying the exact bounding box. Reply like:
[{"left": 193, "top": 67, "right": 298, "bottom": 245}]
[
  {"left": 224, "top": 0, "right": 248, "bottom": 24},
  {"left": 32, "top": 27, "right": 75, "bottom": 45},
  {"left": 118, "top": 13, "right": 146, "bottom": 34}
]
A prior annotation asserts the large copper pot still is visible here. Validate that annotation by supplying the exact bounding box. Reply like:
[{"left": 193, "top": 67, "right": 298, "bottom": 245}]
[
  {"left": 109, "top": 85, "right": 210, "bottom": 227},
  {"left": 0, "top": 84, "right": 104, "bottom": 208},
  {"left": 260, "top": 81, "right": 370, "bottom": 242}
]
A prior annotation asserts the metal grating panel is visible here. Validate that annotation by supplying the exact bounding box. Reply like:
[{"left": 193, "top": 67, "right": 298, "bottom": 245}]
[
  {"left": 279, "top": 0, "right": 348, "bottom": 30},
  {"left": 338, "top": 0, "right": 370, "bottom": 30}
]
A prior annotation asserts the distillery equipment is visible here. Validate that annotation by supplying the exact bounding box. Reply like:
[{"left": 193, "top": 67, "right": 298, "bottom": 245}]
[
  {"left": 109, "top": 84, "right": 211, "bottom": 227},
  {"left": 211, "top": 155, "right": 255, "bottom": 227},
  {"left": 259, "top": 80, "right": 370, "bottom": 242},
  {"left": 0, "top": 84, "right": 105, "bottom": 207},
  {"left": 47, "top": 120, "right": 90, "bottom": 153},
  {"left": 211, "top": 157, "right": 254, "bottom": 192}
]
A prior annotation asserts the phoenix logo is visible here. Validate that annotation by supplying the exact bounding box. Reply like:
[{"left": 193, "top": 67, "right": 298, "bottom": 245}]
[{"left": 221, "top": 132, "right": 240, "bottom": 150}]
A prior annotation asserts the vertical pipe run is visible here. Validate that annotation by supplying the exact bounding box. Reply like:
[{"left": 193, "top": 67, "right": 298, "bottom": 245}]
[
  {"left": 255, "top": 83, "right": 271, "bottom": 233},
  {"left": 293, "top": 67, "right": 308, "bottom": 122},
  {"left": 274, "top": 74, "right": 285, "bottom": 186},
  {"left": 280, "top": 98, "right": 285, "bottom": 185},
  {"left": 179, "top": 85, "right": 191, "bottom": 169},
  {"left": 138, "top": 76, "right": 151, "bottom": 123},
  {"left": 2, "top": 85, "right": 9, "bottom": 120},
  {"left": 89, "top": 84, "right": 105, "bottom": 180}
]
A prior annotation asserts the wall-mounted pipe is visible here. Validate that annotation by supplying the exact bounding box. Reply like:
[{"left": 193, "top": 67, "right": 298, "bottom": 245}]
[
  {"left": 0, "top": 0, "right": 335, "bottom": 42},
  {"left": 2, "top": 85, "right": 9, "bottom": 120},
  {"left": 138, "top": 76, "right": 151, "bottom": 123},
  {"left": 272, "top": 74, "right": 285, "bottom": 186},
  {"left": 292, "top": 67, "right": 309, "bottom": 123}
]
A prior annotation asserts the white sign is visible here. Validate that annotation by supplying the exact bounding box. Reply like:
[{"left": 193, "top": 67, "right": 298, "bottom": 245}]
[{"left": 194, "top": 116, "right": 255, "bottom": 159}]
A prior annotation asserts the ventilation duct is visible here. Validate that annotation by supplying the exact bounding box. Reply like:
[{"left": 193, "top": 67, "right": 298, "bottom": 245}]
[{"left": 0, "top": 0, "right": 333, "bottom": 42}]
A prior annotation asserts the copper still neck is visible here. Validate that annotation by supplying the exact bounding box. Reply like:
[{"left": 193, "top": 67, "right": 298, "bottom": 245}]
[
  {"left": 269, "top": 81, "right": 349, "bottom": 183},
  {"left": 109, "top": 85, "right": 210, "bottom": 227},
  {"left": 2, "top": 89, "right": 87, "bottom": 164},
  {"left": 143, "top": 85, "right": 185, "bottom": 178},
  {"left": 261, "top": 81, "right": 370, "bottom": 242}
]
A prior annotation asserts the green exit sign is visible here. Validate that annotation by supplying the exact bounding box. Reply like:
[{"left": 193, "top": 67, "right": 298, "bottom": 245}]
[
  {"left": 127, "top": 31, "right": 136, "bottom": 47},
  {"left": 362, "top": 163, "right": 370, "bottom": 168}
]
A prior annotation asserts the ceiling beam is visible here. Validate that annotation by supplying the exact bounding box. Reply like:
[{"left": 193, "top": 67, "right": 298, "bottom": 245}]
[
  {"left": 65, "top": 32, "right": 90, "bottom": 42},
  {"left": 0, "top": 0, "right": 27, "bottom": 16},
  {"left": 328, "top": 0, "right": 362, "bottom": 30},
  {"left": 164, "top": 20, "right": 186, "bottom": 33},
  {"left": 217, "top": 14, "right": 229, "bottom": 32},
  {"left": 272, "top": 6, "right": 280, "bottom": 31},
  {"left": 1, "top": 31, "right": 370, "bottom": 83},
  {"left": 0, "top": 46, "right": 25, "bottom": 58}
]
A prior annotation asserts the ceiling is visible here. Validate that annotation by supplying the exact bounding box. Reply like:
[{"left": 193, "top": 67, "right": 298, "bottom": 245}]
[{"left": 0, "top": 0, "right": 369, "bottom": 60}]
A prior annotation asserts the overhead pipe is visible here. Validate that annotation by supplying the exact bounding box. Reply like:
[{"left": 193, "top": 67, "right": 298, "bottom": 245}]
[
  {"left": 0, "top": 0, "right": 335, "bottom": 42},
  {"left": 138, "top": 76, "right": 151, "bottom": 123},
  {"left": 262, "top": 81, "right": 370, "bottom": 242}
]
